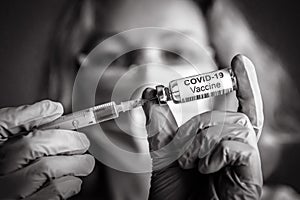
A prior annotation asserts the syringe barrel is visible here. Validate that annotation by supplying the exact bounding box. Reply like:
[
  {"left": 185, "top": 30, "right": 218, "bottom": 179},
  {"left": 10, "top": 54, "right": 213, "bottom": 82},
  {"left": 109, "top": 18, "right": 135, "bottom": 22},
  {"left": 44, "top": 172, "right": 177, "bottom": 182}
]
[
  {"left": 92, "top": 101, "right": 119, "bottom": 123},
  {"left": 39, "top": 108, "right": 97, "bottom": 130},
  {"left": 39, "top": 101, "right": 119, "bottom": 130}
]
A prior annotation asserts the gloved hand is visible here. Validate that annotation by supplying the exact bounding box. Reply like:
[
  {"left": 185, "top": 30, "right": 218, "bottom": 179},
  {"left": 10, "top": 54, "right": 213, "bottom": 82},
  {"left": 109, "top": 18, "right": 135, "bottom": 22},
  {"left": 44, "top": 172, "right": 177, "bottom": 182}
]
[
  {"left": 0, "top": 100, "right": 95, "bottom": 199},
  {"left": 143, "top": 54, "right": 263, "bottom": 200}
]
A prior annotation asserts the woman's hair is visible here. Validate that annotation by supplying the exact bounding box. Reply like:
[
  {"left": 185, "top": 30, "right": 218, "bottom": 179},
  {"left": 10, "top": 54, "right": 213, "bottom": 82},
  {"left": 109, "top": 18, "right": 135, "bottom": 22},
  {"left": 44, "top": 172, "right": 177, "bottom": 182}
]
[
  {"left": 45, "top": 0, "right": 300, "bottom": 134},
  {"left": 198, "top": 0, "right": 300, "bottom": 134}
]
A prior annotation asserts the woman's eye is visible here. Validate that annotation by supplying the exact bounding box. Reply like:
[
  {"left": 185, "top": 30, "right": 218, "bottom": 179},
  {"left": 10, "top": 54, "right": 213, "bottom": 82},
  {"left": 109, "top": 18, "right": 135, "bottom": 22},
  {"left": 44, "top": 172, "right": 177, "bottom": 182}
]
[
  {"left": 111, "top": 51, "right": 140, "bottom": 67},
  {"left": 79, "top": 52, "right": 120, "bottom": 68},
  {"left": 162, "top": 51, "right": 185, "bottom": 64}
]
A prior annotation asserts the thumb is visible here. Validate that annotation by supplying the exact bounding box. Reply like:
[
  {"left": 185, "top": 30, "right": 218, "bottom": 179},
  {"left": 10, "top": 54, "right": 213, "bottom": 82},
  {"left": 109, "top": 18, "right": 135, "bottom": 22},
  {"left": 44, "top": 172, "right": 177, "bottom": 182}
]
[
  {"left": 231, "top": 54, "right": 264, "bottom": 139},
  {"left": 0, "top": 100, "right": 63, "bottom": 137},
  {"left": 142, "top": 88, "right": 178, "bottom": 151}
]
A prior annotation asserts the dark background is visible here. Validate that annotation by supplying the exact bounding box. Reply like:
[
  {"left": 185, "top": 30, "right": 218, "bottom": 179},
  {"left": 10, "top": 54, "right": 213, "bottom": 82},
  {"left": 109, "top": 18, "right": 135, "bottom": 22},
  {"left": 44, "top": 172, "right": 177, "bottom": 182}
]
[
  {"left": 0, "top": 0, "right": 300, "bottom": 194},
  {"left": 0, "top": 0, "right": 299, "bottom": 106}
]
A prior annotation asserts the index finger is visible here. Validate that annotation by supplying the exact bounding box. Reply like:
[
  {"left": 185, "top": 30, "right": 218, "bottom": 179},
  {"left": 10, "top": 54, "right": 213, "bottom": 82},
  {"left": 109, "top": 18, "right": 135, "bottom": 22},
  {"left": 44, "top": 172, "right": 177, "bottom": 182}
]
[
  {"left": 0, "top": 100, "right": 63, "bottom": 137},
  {"left": 142, "top": 88, "right": 178, "bottom": 150},
  {"left": 231, "top": 54, "right": 264, "bottom": 139}
]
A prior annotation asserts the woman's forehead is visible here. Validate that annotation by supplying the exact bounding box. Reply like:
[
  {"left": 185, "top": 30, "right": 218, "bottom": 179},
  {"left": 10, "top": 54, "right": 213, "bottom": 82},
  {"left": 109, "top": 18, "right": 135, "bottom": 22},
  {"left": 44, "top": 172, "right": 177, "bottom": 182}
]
[{"left": 94, "top": 0, "right": 208, "bottom": 42}]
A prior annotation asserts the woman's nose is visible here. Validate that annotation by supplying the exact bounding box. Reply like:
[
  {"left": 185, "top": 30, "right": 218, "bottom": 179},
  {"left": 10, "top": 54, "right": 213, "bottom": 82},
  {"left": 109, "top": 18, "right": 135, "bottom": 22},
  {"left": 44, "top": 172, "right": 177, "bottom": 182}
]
[
  {"left": 130, "top": 49, "right": 163, "bottom": 66},
  {"left": 126, "top": 49, "right": 168, "bottom": 87}
]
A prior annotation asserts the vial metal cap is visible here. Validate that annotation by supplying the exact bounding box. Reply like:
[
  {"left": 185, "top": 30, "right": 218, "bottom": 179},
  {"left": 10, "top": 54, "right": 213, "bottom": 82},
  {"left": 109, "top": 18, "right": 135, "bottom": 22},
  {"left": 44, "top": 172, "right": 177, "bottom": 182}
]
[{"left": 156, "top": 85, "right": 170, "bottom": 104}]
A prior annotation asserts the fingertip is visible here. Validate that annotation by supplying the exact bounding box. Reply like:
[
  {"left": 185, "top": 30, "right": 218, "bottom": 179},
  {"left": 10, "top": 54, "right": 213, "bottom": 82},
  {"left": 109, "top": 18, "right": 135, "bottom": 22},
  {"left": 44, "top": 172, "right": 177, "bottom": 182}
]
[
  {"left": 142, "top": 87, "right": 159, "bottom": 121},
  {"left": 40, "top": 100, "right": 64, "bottom": 116},
  {"left": 231, "top": 54, "right": 257, "bottom": 87},
  {"left": 73, "top": 177, "right": 83, "bottom": 194},
  {"left": 231, "top": 54, "right": 244, "bottom": 63},
  {"left": 65, "top": 176, "right": 83, "bottom": 191},
  {"left": 84, "top": 154, "right": 95, "bottom": 174},
  {"left": 72, "top": 154, "right": 95, "bottom": 176},
  {"left": 53, "top": 101, "right": 64, "bottom": 116},
  {"left": 231, "top": 54, "right": 245, "bottom": 74},
  {"left": 58, "top": 176, "right": 82, "bottom": 199},
  {"left": 231, "top": 54, "right": 251, "bottom": 102},
  {"left": 75, "top": 131, "right": 90, "bottom": 150},
  {"left": 142, "top": 87, "right": 156, "bottom": 100},
  {"left": 32, "top": 100, "right": 64, "bottom": 127}
]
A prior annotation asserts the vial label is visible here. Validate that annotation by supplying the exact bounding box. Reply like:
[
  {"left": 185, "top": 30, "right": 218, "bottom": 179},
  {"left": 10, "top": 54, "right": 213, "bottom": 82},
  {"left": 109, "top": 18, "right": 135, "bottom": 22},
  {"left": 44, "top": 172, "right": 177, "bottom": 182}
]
[{"left": 176, "top": 68, "right": 234, "bottom": 103}]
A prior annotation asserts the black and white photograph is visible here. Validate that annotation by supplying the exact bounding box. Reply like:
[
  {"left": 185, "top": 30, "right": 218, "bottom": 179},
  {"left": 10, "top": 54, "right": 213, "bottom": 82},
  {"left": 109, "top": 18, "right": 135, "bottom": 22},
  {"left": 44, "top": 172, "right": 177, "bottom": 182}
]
[{"left": 0, "top": 0, "right": 299, "bottom": 199}]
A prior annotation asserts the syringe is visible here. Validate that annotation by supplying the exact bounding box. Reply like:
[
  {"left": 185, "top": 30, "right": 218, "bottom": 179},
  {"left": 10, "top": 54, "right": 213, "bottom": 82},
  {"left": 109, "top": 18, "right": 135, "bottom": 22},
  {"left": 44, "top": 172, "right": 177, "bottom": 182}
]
[{"left": 39, "top": 99, "right": 146, "bottom": 130}]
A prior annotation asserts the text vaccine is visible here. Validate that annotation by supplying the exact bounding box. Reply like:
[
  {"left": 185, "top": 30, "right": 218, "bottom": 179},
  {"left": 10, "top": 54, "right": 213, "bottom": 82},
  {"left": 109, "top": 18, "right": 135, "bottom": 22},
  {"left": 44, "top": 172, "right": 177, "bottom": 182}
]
[{"left": 156, "top": 68, "right": 237, "bottom": 104}]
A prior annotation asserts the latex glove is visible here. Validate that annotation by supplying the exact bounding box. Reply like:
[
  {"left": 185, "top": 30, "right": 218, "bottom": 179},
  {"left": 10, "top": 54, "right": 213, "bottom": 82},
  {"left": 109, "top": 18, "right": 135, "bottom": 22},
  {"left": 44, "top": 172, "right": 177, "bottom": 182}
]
[
  {"left": 0, "top": 100, "right": 95, "bottom": 199},
  {"left": 143, "top": 54, "right": 263, "bottom": 200}
]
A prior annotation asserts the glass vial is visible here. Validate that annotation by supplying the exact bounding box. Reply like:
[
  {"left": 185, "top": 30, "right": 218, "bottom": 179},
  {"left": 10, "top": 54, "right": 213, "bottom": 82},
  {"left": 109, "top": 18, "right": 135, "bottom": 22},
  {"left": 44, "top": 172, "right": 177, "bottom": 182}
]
[{"left": 156, "top": 68, "right": 237, "bottom": 104}]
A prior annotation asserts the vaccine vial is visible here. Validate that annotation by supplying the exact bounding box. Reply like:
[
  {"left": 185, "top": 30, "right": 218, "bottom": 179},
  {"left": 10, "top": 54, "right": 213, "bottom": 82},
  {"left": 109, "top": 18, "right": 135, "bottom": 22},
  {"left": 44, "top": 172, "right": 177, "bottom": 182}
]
[{"left": 156, "top": 68, "right": 237, "bottom": 104}]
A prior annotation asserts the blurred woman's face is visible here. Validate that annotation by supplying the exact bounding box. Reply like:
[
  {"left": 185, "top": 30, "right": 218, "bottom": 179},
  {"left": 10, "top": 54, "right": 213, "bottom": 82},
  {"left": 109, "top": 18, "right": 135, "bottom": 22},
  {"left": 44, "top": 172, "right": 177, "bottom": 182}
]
[{"left": 78, "top": 0, "right": 218, "bottom": 158}]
